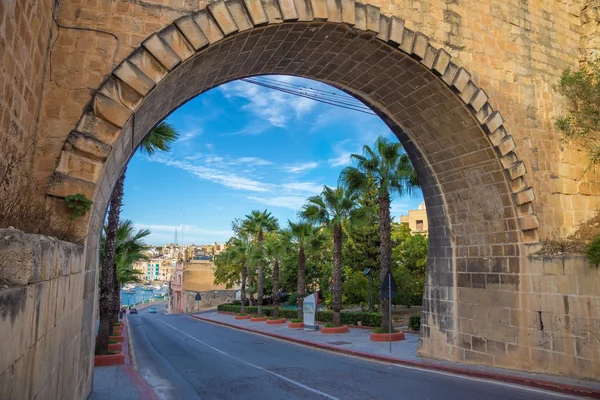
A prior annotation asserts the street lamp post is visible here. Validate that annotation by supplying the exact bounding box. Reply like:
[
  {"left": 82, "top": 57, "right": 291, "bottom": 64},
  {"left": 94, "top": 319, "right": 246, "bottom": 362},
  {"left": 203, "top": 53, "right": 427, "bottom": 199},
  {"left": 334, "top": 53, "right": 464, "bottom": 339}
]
[{"left": 364, "top": 268, "right": 373, "bottom": 312}]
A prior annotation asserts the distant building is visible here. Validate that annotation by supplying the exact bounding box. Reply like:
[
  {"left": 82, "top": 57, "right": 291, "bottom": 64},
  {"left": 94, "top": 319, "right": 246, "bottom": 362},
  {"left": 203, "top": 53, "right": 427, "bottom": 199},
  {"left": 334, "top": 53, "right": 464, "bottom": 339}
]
[
  {"left": 132, "top": 258, "right": 173, "bottom": 281},
  {"left": 400, "top": 202, "right": 428, "bottom": 235}
]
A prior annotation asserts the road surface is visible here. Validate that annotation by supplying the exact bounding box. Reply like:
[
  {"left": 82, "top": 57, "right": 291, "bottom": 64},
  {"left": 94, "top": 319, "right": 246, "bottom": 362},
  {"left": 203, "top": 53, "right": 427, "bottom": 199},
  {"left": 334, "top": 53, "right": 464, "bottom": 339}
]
[{"left": 127, "top": 305, "right": 579, "bottom": 400}]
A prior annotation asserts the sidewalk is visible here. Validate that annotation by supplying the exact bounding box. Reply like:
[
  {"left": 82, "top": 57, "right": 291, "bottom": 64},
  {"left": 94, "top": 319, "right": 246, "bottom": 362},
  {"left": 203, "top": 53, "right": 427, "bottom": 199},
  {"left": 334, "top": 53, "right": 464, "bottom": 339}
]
[
  {"left": 193, "top": 311, "right": 600, "bottom": 399},
  {"left": 88, "top": 317, "right": 157, "bottom": 400}
]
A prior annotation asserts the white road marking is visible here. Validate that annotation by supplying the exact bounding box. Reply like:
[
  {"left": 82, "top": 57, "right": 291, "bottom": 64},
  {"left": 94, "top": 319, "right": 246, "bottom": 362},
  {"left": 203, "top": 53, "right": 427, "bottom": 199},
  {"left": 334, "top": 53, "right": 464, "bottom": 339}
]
[{"left": 156, "top": 319, "right": 340, "bottom": 400}]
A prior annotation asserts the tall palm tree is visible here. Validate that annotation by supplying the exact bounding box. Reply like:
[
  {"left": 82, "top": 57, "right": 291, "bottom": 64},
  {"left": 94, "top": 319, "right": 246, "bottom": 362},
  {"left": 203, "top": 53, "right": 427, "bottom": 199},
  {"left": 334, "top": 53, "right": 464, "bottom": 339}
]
[
  {"left": 96, "top": 220, "right": 151, "bottom": 355},
  {"left": 264, "top": 234, "right": 286, "bottom": 319},
  {"left": 242, "top": 210, "right": 278, "bottom": 316},
  {"left": 227, "top": 236, "right": 251, "bottom": 314},
  {"left": 340, "top": 136, "right": 418, "bottom": 330},
  {"left": 300, "top": 185, "right": 367, "bottom": 326},
  {"left": 96, "top": 122, "right": 178, "bottom": 356},
  {"left": 283, "top": 221, "right": 323, "bottom": 320}
]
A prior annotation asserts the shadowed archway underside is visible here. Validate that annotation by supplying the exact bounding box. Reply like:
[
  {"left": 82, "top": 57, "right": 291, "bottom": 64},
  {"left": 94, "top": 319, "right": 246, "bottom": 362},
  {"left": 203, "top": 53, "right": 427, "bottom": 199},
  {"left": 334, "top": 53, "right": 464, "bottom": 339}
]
[{"left": 44, "top": 0, "right": 539, "bottom": 367}]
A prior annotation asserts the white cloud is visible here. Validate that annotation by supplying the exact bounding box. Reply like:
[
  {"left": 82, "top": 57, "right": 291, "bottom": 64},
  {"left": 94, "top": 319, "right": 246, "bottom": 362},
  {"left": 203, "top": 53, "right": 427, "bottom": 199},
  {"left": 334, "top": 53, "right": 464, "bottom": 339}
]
[
  {"left": 179, "top": 128, "right": 202, "bottom": 142},
  {"left": 281, "top": 181, "right": 324, "bottom": 194},
  {"left": 206, "top": 143, "right": 214, "bottom": 151},
  {"left": 282, "top": 162, "right": 319, "bottom": 173},
  {"left": 246, "top": 195, "right": 307, "bottom": 210},
  {"left": 328, "top": 151, "right": 354, "bottom": 167}
]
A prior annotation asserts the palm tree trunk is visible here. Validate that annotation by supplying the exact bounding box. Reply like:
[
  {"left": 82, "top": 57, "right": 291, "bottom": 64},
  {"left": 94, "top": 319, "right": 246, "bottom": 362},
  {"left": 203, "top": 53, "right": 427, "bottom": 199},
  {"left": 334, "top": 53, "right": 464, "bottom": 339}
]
[
  {"left": 257, "top": 231, "right": 264, "bottom": 316},
  {"left": 297, "top": 246, "right": 306, "bottom": 320},
  {"left": 332, "top": 224, "right": 343, "bottom": 326},
  {"left": 95, "top": 171, "right": 125, "bottom": 355},
  {"left": 110, "top": 262, "right": 119, "bottom": 330},
  {"left": 379, "top": 192, "right": 392, "bottom": 331},
  {"left": 273, "top": 258, "right": 280, "bottom": 319},
  {"left": 241, "top": 261, "right": 247, "bottom": 315}
]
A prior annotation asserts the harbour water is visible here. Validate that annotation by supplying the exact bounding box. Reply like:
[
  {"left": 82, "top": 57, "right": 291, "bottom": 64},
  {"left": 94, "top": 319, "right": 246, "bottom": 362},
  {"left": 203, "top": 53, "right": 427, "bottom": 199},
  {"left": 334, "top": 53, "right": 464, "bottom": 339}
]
[{"left": 120, "top": 285, "right": 168, "bottom": 307}]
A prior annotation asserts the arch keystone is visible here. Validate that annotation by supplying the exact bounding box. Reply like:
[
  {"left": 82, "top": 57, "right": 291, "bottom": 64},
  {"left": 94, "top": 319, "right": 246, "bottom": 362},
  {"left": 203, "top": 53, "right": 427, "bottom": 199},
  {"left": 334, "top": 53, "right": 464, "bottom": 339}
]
[
  {"left": 311, "top": 0, "right": 328, "bottom": 19},
  {"left": 159, "top": 25, "right": 195, "bottom": 61},
  {"left": 421, "top": 45, "right": 437, "bottom": 68},
  {"left": 432, "top": 48, "right": 451, "bottom": 76},
  {"left": 243, "top": 0, "right": 269, "bottom": 25},
  {"left": 193, "top": 10, "right": 225, "bottom": 44},
  {"left": 326, "top": 0, "right": 342, "bottom": 22},
  {"left": 208, "top": 0, "right": 240, "bottom": 35},
  {"left": 497, "top": 136, "right": 516, "bottom": 156},
  {"left": 175, "top": 16, "right": 210, "bottom": 50},
  {"left": 339, "top": 0, "right": 355, "bottom": 24},
  {"left": 293, "top": 0, "right": 314, "bottom": 21},
  {"left": 469, "top": 89, "right": 488, "bottom": 112},
  {"left": 226, "top": 0, "right": 254, "bottom": 31},
  {"left": 365, "top": 4, "right": 380, "bottom": 32},
  {"left": 354, "top": 3, "right": 366, "bottom": 30},
  {"left": 459, "top": 81, "right": 478, "bottom": 104},
  {"left": 388, "top": 17, "right": 405, "bottom": 47},
  {"left": 142, "top": 33, "right": 182, "bottom": 70},
  {"left": 376, "top": 15, "right": 390, "bottom": 41},
  {"left": 399, "top": 28, "right": 415, "bottom": 54},
  {"left": 278, "top": 0, "right": 299, "bottom": 20},
  {"left": 412, "top": 33, "right": 429, "bottom": 59},
  {"left": 484, "top": 111, "right": 504, "bottom": 134},
  {"left": 451, "top": 68, "right": 471, "bottom": 92}
]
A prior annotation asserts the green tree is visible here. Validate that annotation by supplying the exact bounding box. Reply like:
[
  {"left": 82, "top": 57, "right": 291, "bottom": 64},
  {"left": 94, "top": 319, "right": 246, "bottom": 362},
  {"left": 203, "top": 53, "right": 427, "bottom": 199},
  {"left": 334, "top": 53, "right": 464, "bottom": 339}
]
[
  {"left": 242, "top": 210, "right": 278, "bottom": 316},
  {"left": 554, "top": 61, "right": 600, "bottom": 163},
  {"left": 300, "top": 185, "right": 367, "bottom": 326},
  {"left": 340, "top": 136, "right": 419, "bottom": 330},
  {"left": 391, "top": 223, "right": 428, "bottom": 306},
  {"left": 214, "top": 235, "right": 251, "bottom": 314},
  {"left": 265, "top": 233, "right": 286, "bottom": 318},
  {"left": 282, "top": 221, "right": 324, "bottom": 320},
  {"left": 96, "top": 122, "right": 178, "bottom": 356}
]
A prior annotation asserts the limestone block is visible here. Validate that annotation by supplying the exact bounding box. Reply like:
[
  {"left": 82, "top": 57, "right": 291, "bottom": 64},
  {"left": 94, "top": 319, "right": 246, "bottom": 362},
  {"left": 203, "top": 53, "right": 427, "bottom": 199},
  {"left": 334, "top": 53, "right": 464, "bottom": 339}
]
[
  {"left": 31, "top": 334, "right": 51, "bottom": 398},
  {"left": 500, "top": 152, "right": 518, "bottom": 169},
  {"left": 142, "top": 33, "right": 182, "bottom": 70},
  {"left": 93, "top": 93, "right": 132, "bottom": 128},
  {"left": 275, "top": 0, "right": 298, "bottom": 20},
  {"left": 497, "top": 136, "right": 516, "bottom": 156},
  {"left": 56, "top": 151, "right": 103, "bottom": 184},
  {"left": 469, "top": 89, "right": 488, "bottom": 112},
  {"left": 244, "top": 0, "right": 269, "bottom": 25},
  {"left": 0, "top": 286, "right": 33, "bottom": 374},
  {"left": 515, "top": 187, "right": 535, "bottom": 205},
  {"left": 432, "top": 49, "right": 451, "bottom": 76},
  {"left": 226, "top": 0, "right": 254, "bottom": 31},
  {"left": 75, "top": 113, "right": 121, "bottom": 146},
  {"left": 208, "top": 0, "right": 240, "bottom": 35},
  {"left": 33, "top": 281, "right": 51, "bottom": 343},
  {"left": 354, "top": 3, "right": 366, "bottom": 30},
  {"left": 175, "top": 16, "right": 210, "bottom": 50},
  {"left": 159, "top": 25, "right": 195, "bottom": 62},
  {"left": 70, "top": 244, "right": 84, "bottom": 275},
  {"left": 194, "top": 10, "right": 225, "bottom": 44},
  {"left": 475, "top": 103, "right": 493, "bottom": 124},
  {"left": 128, "top": 48, "right": 168, "bottom": 84},
  {"left": 421, "top": 45, "right": 437, "bottom": 69},
  {"left": 98, "top": 76, "right": 143, "bottom": 113},
  {"left": 519, "top": 214, "right": 540, "bottom": 231},
  {"left": 451, "top": 67, "right": 470, "bottom": 92},
  {"left": 261, "top": 0, "right": 284, "bottom": 23},
  {"left": 484, "top": 111, "right": 504, "bottom": 134},
  {"left": 376, "top": 15, "right": 389, "bottom": 41},
  {"left": 511, "top": 177, "right": 526, "bottom": 193},
  {"left": 412, "top": 32, "right": 429, "bottom": 59},
  {"left": 459, "top": 81, "right": 478, "bottom": 104},
  {"left": 325, "top": 0, "right": 342, "bottom": 22},
  {"left": 399, "top": 28, "right": 415, "bottom": 54},
  {"left": 339, "top": 0, "right": 354, "bottom": 24},
  {"left": 441, "top": 61, "right": 458, "bottom": 85},
  {"left": 113, "top": 60, "right": 155, "bottom": 96},
  {"left": 66, "top": 131, "right": 111, "bottom": 160},
  {"left": 0, "top": 229, "right": 41, "bottom": 285},
  {"left": 39, "top": 235, "right": 58, "bottom": 281},
  {"left": 311, "top": 0, "right": 328, "bottom": 19},
  {"left": 57, "top": 243, "right": 71, "bottom": 277},
  {"left": 293, "top": 0, "right": 313, "bottom": 21},
  {"left": 388, "top": 16, "right": 404, "bottom": 46},
  {"left": 363, "top": 4, "right": 379, "bottom": 32}
]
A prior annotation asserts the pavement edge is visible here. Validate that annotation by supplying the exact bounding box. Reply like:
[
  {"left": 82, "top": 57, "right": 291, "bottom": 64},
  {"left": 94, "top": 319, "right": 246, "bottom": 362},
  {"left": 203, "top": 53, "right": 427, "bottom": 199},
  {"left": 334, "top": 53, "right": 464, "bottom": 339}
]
[{"left": 190, "top": 315, "right": 600, "bottom": 399}]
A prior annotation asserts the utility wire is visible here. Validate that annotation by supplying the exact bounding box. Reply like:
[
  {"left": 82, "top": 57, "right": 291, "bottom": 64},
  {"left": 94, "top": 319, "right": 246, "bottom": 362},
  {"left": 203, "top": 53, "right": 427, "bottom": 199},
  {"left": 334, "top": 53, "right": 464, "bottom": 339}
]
[{"left": 240, "top": 78, "right": 376, "bottom": 116}]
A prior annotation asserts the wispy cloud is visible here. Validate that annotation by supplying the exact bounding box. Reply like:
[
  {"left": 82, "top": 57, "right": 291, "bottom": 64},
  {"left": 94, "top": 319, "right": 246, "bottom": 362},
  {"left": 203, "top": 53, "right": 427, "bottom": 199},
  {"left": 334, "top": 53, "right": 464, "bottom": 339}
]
[
  {"left": 281, "top": 181, "right": 324, "bottom": 194},
  {"left": 281, "top": 162, "right": 319, "bottom": 173},
  {"left": 246, "top": 195, "right": 307, "bottom": 210}
]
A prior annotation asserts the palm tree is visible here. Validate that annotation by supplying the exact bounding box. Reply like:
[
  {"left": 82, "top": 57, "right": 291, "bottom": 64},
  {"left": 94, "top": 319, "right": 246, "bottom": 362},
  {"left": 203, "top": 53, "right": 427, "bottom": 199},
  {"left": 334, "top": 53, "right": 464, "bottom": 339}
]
[
  {"left": 300, "top": 185, "right": 367, "bottom": 326},
  {"left": 242, "top": 210, "right": 278, "bottom": 316},
  {"left": 96, "top": 220, "right": 150, "bottom": 355},
  {"left": 340, "top": 135, "right": 418, "bottom": 330},
  {"left": 96, "top": 122, "right": 178, "bottom": 356},
  {"left": 225, "top": 236, "right": 251, "bottom": 314},
  {"left": 283, "top": 221, "right": 323, "bottom": 320},
  {"left": 264, "top": 234, "right": 286, "bottom": 319}
]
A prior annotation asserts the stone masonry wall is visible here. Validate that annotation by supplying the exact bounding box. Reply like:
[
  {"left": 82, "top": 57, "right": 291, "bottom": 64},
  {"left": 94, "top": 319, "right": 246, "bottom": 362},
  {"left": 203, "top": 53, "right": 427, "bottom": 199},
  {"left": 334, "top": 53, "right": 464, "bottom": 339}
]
[
  {"left": 182, "top": 289, "right": 237, "bottom": 313},
  {"left": 0, "top": 228, "right": 95, "bottom": 400}
]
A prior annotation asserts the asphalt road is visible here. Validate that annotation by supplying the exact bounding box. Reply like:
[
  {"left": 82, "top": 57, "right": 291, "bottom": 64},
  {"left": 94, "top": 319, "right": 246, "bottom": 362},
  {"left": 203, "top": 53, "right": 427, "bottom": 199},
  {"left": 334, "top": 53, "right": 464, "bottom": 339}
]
[{"left": 127, "top": 305, "right": 579, "bottom": 400}]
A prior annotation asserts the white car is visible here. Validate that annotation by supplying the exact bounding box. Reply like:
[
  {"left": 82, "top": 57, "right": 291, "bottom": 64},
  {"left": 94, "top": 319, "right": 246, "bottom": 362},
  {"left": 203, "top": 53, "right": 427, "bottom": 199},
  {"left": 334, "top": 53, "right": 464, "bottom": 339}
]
[{"left": 149, "top": 307, "right": 157, "bottom": 313}]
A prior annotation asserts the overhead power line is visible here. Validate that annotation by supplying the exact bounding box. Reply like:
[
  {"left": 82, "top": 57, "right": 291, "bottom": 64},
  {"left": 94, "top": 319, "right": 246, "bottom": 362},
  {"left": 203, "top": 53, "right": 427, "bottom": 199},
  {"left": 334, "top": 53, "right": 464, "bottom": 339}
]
[{"left": 239, "top": 77, "right": 377, "bottom": 116}]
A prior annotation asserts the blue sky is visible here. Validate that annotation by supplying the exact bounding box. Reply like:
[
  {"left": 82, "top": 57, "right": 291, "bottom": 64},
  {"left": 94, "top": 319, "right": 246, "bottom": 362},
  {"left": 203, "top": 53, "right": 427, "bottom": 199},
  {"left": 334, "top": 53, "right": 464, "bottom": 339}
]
[{"left": 122, "top": 75, "right": 424, "bottom": 245}]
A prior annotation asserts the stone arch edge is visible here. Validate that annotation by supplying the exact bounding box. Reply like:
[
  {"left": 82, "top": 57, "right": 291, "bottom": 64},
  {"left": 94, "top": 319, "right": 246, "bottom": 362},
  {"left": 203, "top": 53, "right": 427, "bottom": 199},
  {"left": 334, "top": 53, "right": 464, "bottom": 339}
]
[{"left": 45, "top": 0, "right": 540, "bottom": 243}]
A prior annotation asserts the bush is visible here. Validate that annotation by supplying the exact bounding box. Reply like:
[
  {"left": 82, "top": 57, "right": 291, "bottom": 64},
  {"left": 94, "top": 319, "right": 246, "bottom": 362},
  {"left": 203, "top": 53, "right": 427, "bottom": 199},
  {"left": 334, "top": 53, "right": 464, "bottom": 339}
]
[
  {"left": 408, "top": 314, "right": 421, "bottom": 331},
  {"left": 372, "top": 327, "right": 399, "bottom": 334},
  {"left": 586, "top": 235, "right": 600, "bottom": 266},
  {"left": 291, "top": 318, "right": 302, "bottom": 323},
  {"left": 217, "top": 304, "right": 382, "bottom": 327},
  {"left": 286, "top": 292, "right": 297, "bottom": 305},
  {"left": 232, "top": 300, "right": 241, "bottom": 306}
]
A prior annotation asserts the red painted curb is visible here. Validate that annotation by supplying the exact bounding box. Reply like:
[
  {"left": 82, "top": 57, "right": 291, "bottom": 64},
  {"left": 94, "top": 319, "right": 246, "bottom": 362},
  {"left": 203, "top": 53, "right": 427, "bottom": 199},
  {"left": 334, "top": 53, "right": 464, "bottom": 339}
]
[
  {"left": 321, "top": 326, "right": 349, "bottom": 334},
  {"left": 110, "top": 335, "right": 125, "bottom": 343},
  {"left": 94, "top": 353, "right": 125, "bottom": 366},
  {"left": 288, "top": 322, "right": 305, "bottom": 329},
  {"left": 190, "top": 316, "right": 600, "bottom": 399},
  {"left": 235, "top": 315, "right": 252, "bottom": 320},
  {"left": 250, "top": 316, "right": 268, "bottom": 322},
  {"left": 266, "top": 318, "right": 286, "bottom": 325},
  {"left": 370, "top": 331, "right": 405, "bottom": 342},
  {"left": 121, "top": 365, "right": 158, "bottom": 400},
  {"left": 108, "top": 343, "right": 123, "bottom": 352}
]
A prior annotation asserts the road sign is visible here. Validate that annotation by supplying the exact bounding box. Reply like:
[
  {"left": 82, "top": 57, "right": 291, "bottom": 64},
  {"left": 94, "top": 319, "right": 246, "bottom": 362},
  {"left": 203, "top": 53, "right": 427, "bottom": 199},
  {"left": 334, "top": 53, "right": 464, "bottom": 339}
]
[{"left": 380, "top": 272, "right": 398, "bottom": 299}]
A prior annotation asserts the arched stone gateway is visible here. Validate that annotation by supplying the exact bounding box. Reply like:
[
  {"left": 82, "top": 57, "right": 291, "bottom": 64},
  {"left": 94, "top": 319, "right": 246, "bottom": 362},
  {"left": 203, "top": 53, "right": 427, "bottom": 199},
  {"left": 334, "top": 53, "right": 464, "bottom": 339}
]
[{"left": 48, "top": 0, "right": 541, "bottom": 370}]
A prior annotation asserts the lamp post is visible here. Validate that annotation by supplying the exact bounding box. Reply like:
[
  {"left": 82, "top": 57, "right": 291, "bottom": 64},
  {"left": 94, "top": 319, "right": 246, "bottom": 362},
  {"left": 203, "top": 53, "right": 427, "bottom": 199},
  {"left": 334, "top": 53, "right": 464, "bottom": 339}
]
[
  {"left": 195, "top": 292, "right": 201, "bottom": 312},
  {"left": 364, "top": 268, "right": 373, "bottom": 312}
]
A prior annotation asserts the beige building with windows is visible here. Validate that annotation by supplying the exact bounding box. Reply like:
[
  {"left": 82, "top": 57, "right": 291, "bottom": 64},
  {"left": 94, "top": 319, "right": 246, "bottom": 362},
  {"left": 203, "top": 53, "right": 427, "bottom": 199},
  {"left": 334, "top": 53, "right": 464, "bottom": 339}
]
[{"left": 400, "top": 202, "right": 428, "bottom": 235}]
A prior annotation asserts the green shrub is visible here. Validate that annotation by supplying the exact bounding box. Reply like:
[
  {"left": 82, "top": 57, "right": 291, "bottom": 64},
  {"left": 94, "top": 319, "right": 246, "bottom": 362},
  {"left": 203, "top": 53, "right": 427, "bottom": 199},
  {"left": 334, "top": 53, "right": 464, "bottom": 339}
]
[
  {"left": 286, "top": 292, "right": 297, "bottom": 305},
  {"left": 325, "top": 323, "right": 336, "bottom": 328},
  {"left": 587, "top": 235, "right": 600, "bottom": 266},
  {"left": 372, "top": 327, "right": 399, "bottom": 334},
  {"left": 291, "top": 318, "right": 302, "bottom": 323},
  {"left": 408, "top": 314, "right": 421, "bottom": 331},
  {"left": 232, "top": 300, "right": 241, "bottom": 306},
  {"left": 109, "top": 340, "right": 117, "bottom": 344},
  {"left": 64, "top": 193, "right": 93, "bottom": 220},
  {"left": 218, "top": 304, "right": 382, "bottom": 327}
]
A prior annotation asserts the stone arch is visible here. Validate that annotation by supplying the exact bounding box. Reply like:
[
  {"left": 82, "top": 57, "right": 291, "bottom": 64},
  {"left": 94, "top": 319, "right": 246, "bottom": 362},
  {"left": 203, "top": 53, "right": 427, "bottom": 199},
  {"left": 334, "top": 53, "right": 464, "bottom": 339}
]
[{"left": 46, "top": 0, "right": 540, "bottom": 369}]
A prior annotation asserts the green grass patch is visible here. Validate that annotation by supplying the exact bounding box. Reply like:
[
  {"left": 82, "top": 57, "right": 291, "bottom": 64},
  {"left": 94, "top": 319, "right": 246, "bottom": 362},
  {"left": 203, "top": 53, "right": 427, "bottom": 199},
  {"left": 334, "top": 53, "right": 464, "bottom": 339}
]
[
  {"left": 237, "top": 313, "right": 247, "bottom": 316},
  {"left": 269, "top": 317, "right": 283, "bottom": 320},
  {"left": 109, "top": 340, "right": 117, "bottom": 344},
  {"left": 291, "top": 318, "right": 302, "bottom": 323},
  {"left": 325, "top": 323, "right": 337, "bottom": 328},
  {"left": 113, "top": 322, "right": 122, "bottom": 326},
  {"left": 372, "top": 327, "right": 399, "bottom": 334}
]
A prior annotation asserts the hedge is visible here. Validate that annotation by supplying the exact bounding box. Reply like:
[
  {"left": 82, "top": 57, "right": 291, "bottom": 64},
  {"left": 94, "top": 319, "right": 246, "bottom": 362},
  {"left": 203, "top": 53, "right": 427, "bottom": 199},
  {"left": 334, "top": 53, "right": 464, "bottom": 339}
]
[
  {"left": 217, "top": 304, "right": 382, "bottom": 327},
  {"left": 408, "top": 314, "right": 421, "bottom": 331}
]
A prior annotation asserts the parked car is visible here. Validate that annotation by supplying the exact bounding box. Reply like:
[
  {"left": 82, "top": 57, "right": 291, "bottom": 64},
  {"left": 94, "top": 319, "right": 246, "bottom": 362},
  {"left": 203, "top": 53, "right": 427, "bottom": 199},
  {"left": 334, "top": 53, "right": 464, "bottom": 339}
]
[
  {"left": 130, "top": 308, "right": 138, "bottom": 314},
  {"left": 149, "top": 307, "right": 157, "bottom": 313}
]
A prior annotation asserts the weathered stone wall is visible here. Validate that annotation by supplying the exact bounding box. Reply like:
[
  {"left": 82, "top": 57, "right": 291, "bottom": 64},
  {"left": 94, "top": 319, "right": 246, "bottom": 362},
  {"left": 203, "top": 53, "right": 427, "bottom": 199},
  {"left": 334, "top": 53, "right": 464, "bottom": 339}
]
[
  {"left": 182, "top": 260, "right": 231, "bottom": 292},
  {"left": 0, "top": 0, "right": 55, "bottom": 188},
  {"left": 0, "top": 228, "right": 95, "bottom": 400},
  {"left": 438, "top": 255, "right": 600, "bottom": 379},
  {"left": 182, "top": 289, "right": 237, "bottom": 313}
]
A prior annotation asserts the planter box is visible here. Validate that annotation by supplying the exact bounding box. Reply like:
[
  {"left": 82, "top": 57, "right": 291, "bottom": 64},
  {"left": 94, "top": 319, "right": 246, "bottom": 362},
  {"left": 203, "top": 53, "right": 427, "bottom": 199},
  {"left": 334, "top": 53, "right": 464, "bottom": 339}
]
[
  {"left": 112, "top": 329, "right": 122, "bottom": 335},
  {"left": 250, "top": 316, "right": 268, "bottom": 322},
  {"left": 109, "top": 335, "right": 125, "bottom": 343},
  {"left": 266, "top": 318, "right": 286, "bottom": 325},
  {"left": 108, "top": 343, "right": 122, "bottom": 352},
  {"left": 288, "top": 322, "right": 304, "bottom": 329},
  {"left": 235, "top": 315, "right": 252, "bottom": 320},
  {"left": 370, "top": 331, "right": 405, "bottom": 342},
  {"left": 321, "top": 326, "right": 349, "bottom": 334},
  {"left": 94, "top": 353, "right": 125, "bottom": 366}
]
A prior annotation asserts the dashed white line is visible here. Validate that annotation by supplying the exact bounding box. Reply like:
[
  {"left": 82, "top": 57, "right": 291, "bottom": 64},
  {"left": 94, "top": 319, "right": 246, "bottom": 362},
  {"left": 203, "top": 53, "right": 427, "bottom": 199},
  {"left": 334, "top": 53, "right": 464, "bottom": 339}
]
[{"left": 156, "top": 319, "right": 340, "bottom": 400}]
